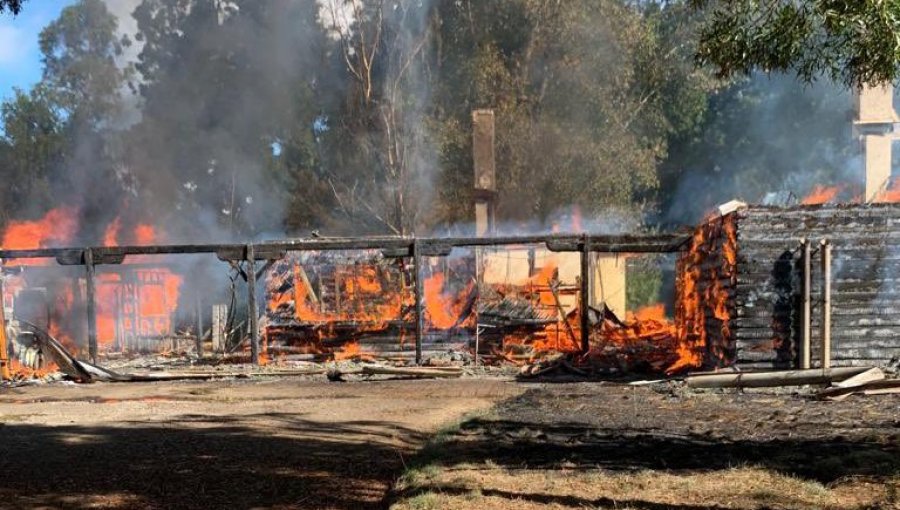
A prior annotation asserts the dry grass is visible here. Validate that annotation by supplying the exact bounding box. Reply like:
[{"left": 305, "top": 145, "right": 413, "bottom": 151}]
[
  {"left": 390, "top": 383, "right": 900, "bottom": 510},
  {"left": 392, "top": 463, "right": 899, "bottom": 510}
]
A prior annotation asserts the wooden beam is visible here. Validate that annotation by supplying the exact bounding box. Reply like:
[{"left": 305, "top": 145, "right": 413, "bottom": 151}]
[
  {"left": 84, "top": 248, "right": 98, "bottom": 365},
  {"left": 821, "top": 239, "right": 832, "bottom": 369},
  {"left": 413, "top": 240, "right": 424, "bottom": 366},
  {"left": 195, "top": 295, "right": 203, "bottom": 359},
  {"left": 246, "top": 244, "right": 260, "bottom": 365},
  {"left": 801, "top": 239, "right": 811, "bottom": 369},
  {"left": 0, "top": 278, "right": 10, "bottom": 381},
  {"left": 0, "top": 233, "right": 691, "bottom": 264},
  {"left": 579, "top": 236, "right": 591, "bottom": 353}
]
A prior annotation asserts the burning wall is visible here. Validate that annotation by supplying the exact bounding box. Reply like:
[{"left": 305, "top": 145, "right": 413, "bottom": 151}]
[
  {"left": 2, "top": 208, "right": 185, "bottom": 366},
  {"left": 262, "top": 245, "right": 697, "bottom": 374},
  {"left": 675, "top": 214, "right": 738, "bottom": 371},
  {"left": 264, "top": 251, "right": 476, "bottom": 359},
  {"left": 687, "top": 203, "right": 900, "bottom": 369}
]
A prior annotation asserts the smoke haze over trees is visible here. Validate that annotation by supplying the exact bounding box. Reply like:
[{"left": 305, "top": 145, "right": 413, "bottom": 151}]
[{"left": 0, "top": 0, "right": 864, "bottom": 242}]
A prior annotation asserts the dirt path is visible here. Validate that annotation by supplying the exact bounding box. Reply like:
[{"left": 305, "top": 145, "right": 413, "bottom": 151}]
[{"left": 0, "top": 378, "right": 521, "bottom": 509}]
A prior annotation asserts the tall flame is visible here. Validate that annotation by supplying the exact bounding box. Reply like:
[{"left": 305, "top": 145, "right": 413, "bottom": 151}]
[
  {"left": 423, "top": 272, "right": 473, "bottom": 329},
  {"left": 672, "top": 213, "right": 737, "bottom": 373}
]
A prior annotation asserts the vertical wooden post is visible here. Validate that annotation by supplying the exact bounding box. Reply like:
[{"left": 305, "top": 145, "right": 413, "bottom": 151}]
[
  {"left": 195, "top": 295, "right": 203, "bottom": 358},
  {"left": 580, "top": 235, "right": 591, "bottom": 353},
  {"left": 85, "top": 248, "right": 99, "bottom": 365},
  {"left": 413, "top": 241, "right": 424, "bottom": 365},
  {"left": 246, "top": 244, "right": 259, "bottom": 365},
  {"left": 800, "top": 239, "right": 811, "bottom": 370},
  {"left": 820, "top": 239, "right": 832, "bottom": 369},
  {"left": 474, "top": 247, "right": 481, "bottom": 367},
  {"left": 212, "top": 304, "right": 226, "bottom": 354},
  {"left": 0, "top": 277, "right": 11, "bottom": 381}
]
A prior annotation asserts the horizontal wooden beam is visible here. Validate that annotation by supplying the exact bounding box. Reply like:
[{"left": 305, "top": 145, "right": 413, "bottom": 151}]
[{"left": 0, "top": 232, "right": 690, "bottom": 265}]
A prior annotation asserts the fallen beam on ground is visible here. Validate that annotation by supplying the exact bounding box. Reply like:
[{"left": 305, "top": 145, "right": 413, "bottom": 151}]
[
  {"left": 360, "top": 364, "right": 463, "bottom": 378},
  {"left": 685, "top": 367, "right": 872, "bottom": 388}
]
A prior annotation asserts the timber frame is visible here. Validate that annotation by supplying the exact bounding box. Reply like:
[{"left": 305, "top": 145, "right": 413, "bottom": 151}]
[{"left": 0, "top": 233, "right": 689, "bottom": 366}]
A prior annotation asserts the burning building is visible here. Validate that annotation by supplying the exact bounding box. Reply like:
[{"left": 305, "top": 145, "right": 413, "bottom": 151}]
[
  {"left": 683, "top": 203, "right": 900, "bottom": 370},
  {"left": 1, "top": 208, "right": 187, "bottom": 375},
  {"left": 258, "top": 234, "right": 688, "bottom": 373}
]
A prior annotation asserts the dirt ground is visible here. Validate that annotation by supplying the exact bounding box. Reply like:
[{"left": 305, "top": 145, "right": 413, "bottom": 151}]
[
  {"left": 390, "top": 382, "right": 900, "bottom": 510},
  {"left": 3, "top": 378, "right": 899, "bottom": 510},
  {"left": 0, "top": 377, "right": 521, "bottom": 510}
]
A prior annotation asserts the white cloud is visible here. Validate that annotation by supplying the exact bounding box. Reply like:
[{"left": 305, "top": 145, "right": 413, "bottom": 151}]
[{"left": 0, "top": 23, "right": 28, "bottom": 65}]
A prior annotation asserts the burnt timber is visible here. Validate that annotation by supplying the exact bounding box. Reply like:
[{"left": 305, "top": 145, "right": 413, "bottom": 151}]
[
  {"left": 0, "top": 233, "right": 690, "bottom": 264},
  {"left": 725, "top": 203, "right": 900, "bottom": 369},
  {"left": 0, "top": 233, "right": 689, "bottom": 366}
]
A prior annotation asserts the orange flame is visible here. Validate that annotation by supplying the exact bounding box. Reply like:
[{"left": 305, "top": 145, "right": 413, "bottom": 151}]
[
  {"left": 134, "top": 224, "right": 156, "bottom": 245},
  {"left": 423, "top": 272, "right": 472, "bottom": 329},
  {"left": 875, "top": 180, "right": 900, "bottom": 202},
  {"left": 7, "top": 359, "right": 58, "bottom": 380},
  {"left": 801, "top": 185, "right": 841, "bottom": 205},
  {"left": 1, "top": 208, "right": 184, "bottom": 366},
  {"left": 103, "top": 216, "right": 122, "bottom": 247},
  {"left": 2, "top": 207, "right": 78, "bottom": 266},
  {"left": 672, "top": 213, "right": 737, "bottom": 373},
  {"left": 95, "top": 222, "right": 183, "bottom": 348}
]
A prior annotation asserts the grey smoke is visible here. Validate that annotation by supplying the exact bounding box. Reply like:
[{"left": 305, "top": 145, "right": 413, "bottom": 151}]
[{"left": 662, "top": 73, "right": 863, "bottom": 226}]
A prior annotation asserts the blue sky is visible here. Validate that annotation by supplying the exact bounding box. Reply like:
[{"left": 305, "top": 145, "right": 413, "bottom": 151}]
[{"left": 0, "top": 1, "right": 74, "bottom": 102}]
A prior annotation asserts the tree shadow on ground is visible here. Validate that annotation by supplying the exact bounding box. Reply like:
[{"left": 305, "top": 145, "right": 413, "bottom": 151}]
[
  {"left": 393, "top": 388, "right": 900, "bottom": 509},
  {"left": 0, "top": 414, "right": 425, "bottom": 510},
  {"left": 430, "top": 418, "right": 900, "bottom": 483}
]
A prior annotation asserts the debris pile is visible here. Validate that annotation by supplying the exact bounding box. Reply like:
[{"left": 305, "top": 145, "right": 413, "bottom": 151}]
[{"left": 517, "top": 304, "right": 686, "bottom": 378}]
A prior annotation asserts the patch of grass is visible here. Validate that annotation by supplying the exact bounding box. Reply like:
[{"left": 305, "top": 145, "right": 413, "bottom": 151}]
[
  {"left": 397, "top": 463, "right": 441, "bottom": 489},
  {"left": 392, "top": 409, "right": 494, "bottom": 502},
  {"left": 402, "top": 491, "right": 442, "bottom": 510},
  {"left": 393, "top": 460, "right": 893, "bottom": 510}
]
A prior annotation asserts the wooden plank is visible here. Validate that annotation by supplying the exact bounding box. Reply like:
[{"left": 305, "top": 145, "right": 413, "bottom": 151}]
[
  {"left": 820, "top": 378, "right": 900, "bottom": 400},
  {"left": 832, "top": 367, "right": 885, "bottom": 388}
]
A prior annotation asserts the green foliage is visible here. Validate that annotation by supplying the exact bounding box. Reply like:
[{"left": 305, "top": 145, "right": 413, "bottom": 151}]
[
  {"left": 626, "top": 256, "right": 664, "bottom": 311},
  {"left": 0, "top": 0, "right": 126, "bottom": 230},
  {"left": 693, "top": 0, "right": 900, "bottom": 86},
  {"left": 0, "top": 0, "right": 25, "bottom": 14},
  {"left": 0, "top": 86, "right": 63, "bottom": 223},
  {"left": 6, "top": 0, "right": 850, "bottom": 240},
  {"left": 430, "top": 0, "right": 717, "bottom": 227},
  {"left": 39, "top": 0, "right": 128, "bottom": 125}
]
